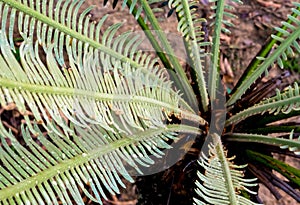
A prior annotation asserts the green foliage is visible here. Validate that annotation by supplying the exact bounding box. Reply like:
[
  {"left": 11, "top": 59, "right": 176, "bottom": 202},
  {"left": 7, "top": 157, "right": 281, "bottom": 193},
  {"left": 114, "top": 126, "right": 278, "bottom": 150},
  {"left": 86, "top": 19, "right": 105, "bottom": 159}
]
[
  {"left": 282, "top": 53, "right": 300, "bottom": 72},
  {"left": 246, "top": 150, "right": 300, "bottom": 187},
  {"left": 194, "top": 134, "right": 260, "bottom": 205},
  {"left": 0, "top": 0, "right": 299, "bottom": 204},
  {"left": 227, "top": 3, "right": 300, "bottom": 106},
  {"left": 226, "top": 82, "right": 300, "bottom": 126},
  {"left": 168, "top": 0, "right": 209, "bottom": 110}
]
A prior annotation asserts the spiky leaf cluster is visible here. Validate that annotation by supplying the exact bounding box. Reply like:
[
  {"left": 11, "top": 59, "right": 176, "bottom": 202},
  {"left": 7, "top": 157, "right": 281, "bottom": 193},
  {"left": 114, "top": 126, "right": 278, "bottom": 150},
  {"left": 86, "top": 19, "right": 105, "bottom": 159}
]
[
  {"left": 0, "top": 0, "right": 204, "bottom": 203},
  {"left": 1, "top": 0, "right": 300, "bottom": 204},
  {"left": 168, "top": 0, "right": 210, "bottom": 110},
  {"left": 0, "top": 120, "right": 197, "bottom": 204},
  {"left": 194, "top": 143, "right": 260, "bottom": 205}
]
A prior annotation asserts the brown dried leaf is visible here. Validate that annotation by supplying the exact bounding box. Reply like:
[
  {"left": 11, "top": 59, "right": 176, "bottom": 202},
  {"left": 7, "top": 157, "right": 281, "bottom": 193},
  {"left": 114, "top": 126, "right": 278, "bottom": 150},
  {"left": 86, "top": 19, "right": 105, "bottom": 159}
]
[{"left": 256, "top": 0, "right": 281, "bottom": 8}]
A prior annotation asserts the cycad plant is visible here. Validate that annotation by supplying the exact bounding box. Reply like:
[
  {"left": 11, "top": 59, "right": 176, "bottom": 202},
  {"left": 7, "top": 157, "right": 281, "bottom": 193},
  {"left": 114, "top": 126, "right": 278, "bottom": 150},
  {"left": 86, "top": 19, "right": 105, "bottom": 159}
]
[{"left": 0, "top": 0, "right": 299, "bottom": 204}]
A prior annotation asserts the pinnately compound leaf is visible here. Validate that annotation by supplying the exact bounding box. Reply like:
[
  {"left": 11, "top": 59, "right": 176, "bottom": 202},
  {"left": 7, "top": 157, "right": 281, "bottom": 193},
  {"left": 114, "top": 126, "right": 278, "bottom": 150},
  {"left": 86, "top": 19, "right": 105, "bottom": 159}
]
[{"left": 194, "top": 134, "right": 260, "bottom": 205}]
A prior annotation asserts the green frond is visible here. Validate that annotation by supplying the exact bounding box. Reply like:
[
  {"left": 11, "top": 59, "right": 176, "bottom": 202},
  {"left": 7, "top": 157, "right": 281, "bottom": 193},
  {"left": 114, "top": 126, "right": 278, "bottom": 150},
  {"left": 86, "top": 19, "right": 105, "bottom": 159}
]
[
  {"left": 0, "top": 121, "right": 201, "bottom": 204},
  {"left": 118, "top": 0, "right": 201, "bottom": 110},
  {"left": 226, "top": 82, "right": 300, "bottom": 126},
  {"left": 225, "top": 130, "right": 300, "bottom": 155},
  {"left": 271, "top": 3, "right": 300, "bottom": 68},
  {"left": 194, "top": 134, "right": 260, "bottom": 205},
  {"left": 230, "top": 2, "right": 300, "bottom": 100},
  {"left": 0, "top": 37, "right": 205, "bottom": 135},
  {"left": 227, "top": 3, "right": 300, "bottom": 106},
  {"left": 0, "top": 0, "right": 207, "bottom": 134},
  {"left": 0, "top": 2, "right": 205, "bottom": 202},
  {"left": 208, "top": 0, "right": 242, "bottom": 101},
  {"left": 209, "top": 0, "right": 242, "bottom": 34},
  {"left": 1, "top": 0, "right": 158, "bottom": 70},
  {"left": 168, "top": 0, "right": 210, "bottom": 111},
  {"left": 144, "top": 0, "right": 202, "bottom": 109}
]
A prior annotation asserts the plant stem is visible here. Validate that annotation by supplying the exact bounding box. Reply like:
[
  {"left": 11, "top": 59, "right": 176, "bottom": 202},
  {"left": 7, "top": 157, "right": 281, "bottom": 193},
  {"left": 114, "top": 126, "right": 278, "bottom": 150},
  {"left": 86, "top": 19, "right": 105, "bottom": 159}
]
[
  {"left": 212, "top": 133, "right": 238, "bottom": 205},
  {"left": 180, "top": 0, "right": 209, "bottom": 111},
  {"left": 139, "top": 0, "right": 199, "bottom": 110},
  {"left": 246, "top": 150, "right": 300, "bottom": 187},
  {"left": 125, "top": 0, "right": 198, "bottom": 112},
  {"left": 224, "top": 133, "right": 300, "bottom": 152},
  {"left": 208, "top": 0, "right": 225, "bottom": 102},
  {"left": 0, "top": 78, "right": 207, "bottom": 125},
  {"left": 126, "top": 0, "right": 172, "bottom": 70}
]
